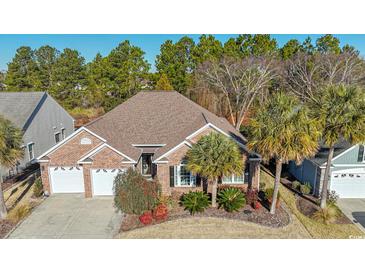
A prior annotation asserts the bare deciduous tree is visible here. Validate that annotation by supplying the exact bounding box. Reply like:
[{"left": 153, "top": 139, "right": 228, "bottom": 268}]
[
  {"left": 285, "top": 51, "right": 365, "bottom": 104},
  {"left": 196, "top": 56, "right": 279, "bottom": 130}
]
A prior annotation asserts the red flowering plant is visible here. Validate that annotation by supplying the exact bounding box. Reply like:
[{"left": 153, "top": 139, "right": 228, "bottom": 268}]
[
  {"left": 153, "top": 204, "right": 168, "bottom": 221},
  {"left": 139, "top": 211, "right": 153, "bottom": 225}
]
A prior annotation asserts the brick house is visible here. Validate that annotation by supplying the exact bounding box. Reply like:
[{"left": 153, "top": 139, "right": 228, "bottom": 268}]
[{"left": 38, "top": 91, "right": 261, "bottom": 198}]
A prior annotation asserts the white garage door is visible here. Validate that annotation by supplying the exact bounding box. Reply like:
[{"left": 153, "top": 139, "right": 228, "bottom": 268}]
[
  {"left": 331, "top": 168, "right": 365, "bottom": 198},
  {"left": 91, "top": 169, "right": 124, "bottom": 196},
  {"left": 49, "top": 167, "right": 85, "bottom": 193}
]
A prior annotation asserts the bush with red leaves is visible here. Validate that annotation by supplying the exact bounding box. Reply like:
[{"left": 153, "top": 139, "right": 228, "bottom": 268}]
[
  {"left": 139, "top": 211, "right": 153, "bottom": 225},
  {"left": 153, "top": 204, "right": 168, "bottom": 221}
]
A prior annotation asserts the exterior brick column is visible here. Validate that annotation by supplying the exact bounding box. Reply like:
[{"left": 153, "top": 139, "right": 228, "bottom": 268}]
[
  {"left": 40, "top": 162, "right": 51, "bottom": 195},
  {"left": 157, "top": 163, "right": 170, "bottom": 195},
  {"left": 82, "top": 164, "right": 92, "bottom": 198},
  {"left": 249, "top": 160, "right": 261, "bottom": 190}
]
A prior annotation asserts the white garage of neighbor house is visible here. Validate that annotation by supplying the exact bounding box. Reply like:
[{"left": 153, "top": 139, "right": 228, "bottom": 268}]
[{"left": 289, "top": 141, "right": 365, "bottom": 198}]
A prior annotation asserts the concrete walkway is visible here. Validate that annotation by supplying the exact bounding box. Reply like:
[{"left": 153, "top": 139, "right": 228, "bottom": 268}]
[
  {"left": 338, "top": 199, "right": 365, "bottom": 233},
  {"left": 8, "top": 194, "right": 122, "bottom": 239}
]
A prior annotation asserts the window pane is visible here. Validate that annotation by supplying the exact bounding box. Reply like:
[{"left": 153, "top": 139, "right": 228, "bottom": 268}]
[
  {"left": 176, "top": 165, "right": 196, "bottom": 186},
  {"left": 222, "top": 176, "right": 233, "bottom": 183},
  {"left": 234, "top": 174, "right": 244, "bottom": 183},
  {"left": 28, "top": 144, "right": 34, "bottom": 160},
  {"left": 55, "top": 133, "right": 61, "bottom": 143},
  {"left": 61, "top": 129, "right": 66, "bottom": 139}
]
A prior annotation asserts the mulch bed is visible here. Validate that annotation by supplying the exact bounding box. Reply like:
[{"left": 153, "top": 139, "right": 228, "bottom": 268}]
[
  {"left": 296, "top": 195, "right": 352, "bottom": 225},
  {"left": 0, "top": 220, "right": 15, "bottom": 239},
  {"left": 120, "top": 201, "right": 291, "bottom": 232}
]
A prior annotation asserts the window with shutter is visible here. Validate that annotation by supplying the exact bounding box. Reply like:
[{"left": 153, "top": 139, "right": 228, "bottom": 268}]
[{"left": 358, "top": 145, "right": 364, "bottom": 162}]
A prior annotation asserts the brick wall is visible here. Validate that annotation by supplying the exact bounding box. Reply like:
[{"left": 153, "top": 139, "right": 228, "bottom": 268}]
[
  {"left": 48, "top": 130, "right": 103, "bottom": 166},
  {"left": 157, "top": 127, "right": 256, "bottom": 195},
  {"left": 39, "top": 129, "right": 133, "bottom": 197},
  {"left": 83, "top": 146, "right": 134, "bottom": 197}
]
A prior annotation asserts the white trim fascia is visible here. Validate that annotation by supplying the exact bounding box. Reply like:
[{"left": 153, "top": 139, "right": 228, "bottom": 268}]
[
  {"left": 153, "top": 140, "right": 192, "bottom": 162},
  {"left": 154, "top": 160, "right": 169, "bottom": 164},
  {"left": 186, "top": 123, "right": 246, "bottom": 149},
  {"left": 320, "top": 145, "right": 357, "bottom": 167},
  {"left": 36, "top": 127, "right": 106, "bottom": 160},
  {"left": 333, "top": 164, "right": 365, "bottom": 167},
  {"left": 132, "top": 144, "right": 166, "bottom": 147},
  {"left": 185, "top": 124, "right": 210, "bottom": 140},
  {"left": 154, "top": 122, "right": 250, "bottom": 163},
  {"left": 38, "top": 160, "right": 50, "bottom": 163},
  {"left": 77, "top": 143, "right": 137, "bottom": 164}
]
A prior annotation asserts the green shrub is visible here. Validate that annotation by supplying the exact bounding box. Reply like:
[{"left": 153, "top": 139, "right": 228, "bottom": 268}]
[
  {"left": 114, "top": 168, "right": 160, "bottom": 215},
  {"left": 264, "top": 187, "right": 281, "bottom": 201},
  {"left": 312, "top": 204, "right": 340, "bottom": 225},
  {"left": 218, "top": 188, "right": 246, "bottom": 212},
  {"left": 32, "top": 177, "right": 43, "bottom": 198},
  {"left": 291, "top": 181, "right": 301, "bottom": 191},
  {"left": 300, "top": 182, "right": 312, "bottom": 195},
  {"left": 181, "top": 191, "right": 210, "bottom": 215}
]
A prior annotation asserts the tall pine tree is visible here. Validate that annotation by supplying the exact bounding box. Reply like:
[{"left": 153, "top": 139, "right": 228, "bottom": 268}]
[{"left": 5, "top": 46, "right": 39, "bottom": 90}]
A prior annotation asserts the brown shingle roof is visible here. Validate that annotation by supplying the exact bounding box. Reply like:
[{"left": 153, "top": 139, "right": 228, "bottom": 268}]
[{"left": 85, "top": 91, "right": 248, "bottom": 161}]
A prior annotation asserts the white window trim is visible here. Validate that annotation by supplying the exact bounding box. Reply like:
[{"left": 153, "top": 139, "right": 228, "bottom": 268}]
[
  {"left": 27, "top": 142, "right": 35, "bottom": 161},
  {"left": 174, "top": 163, "right": 196, "bottom": 187},
  {"left": 222, "top": 173, "right": 245, "bottom": 184},
  {"left": 54, "top": 132, "right": 61, "bottom": 144},
  {"left": 61, "top": 128, "right": 66, "bottom": 140}
]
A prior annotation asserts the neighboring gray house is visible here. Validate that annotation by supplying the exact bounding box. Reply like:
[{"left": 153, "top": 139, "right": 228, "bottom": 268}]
[
  {"left": 0, "top": 92, "right": 74, "bottom": 179},
  {"left": 289, "top": 140, "right": 365, "bottom": 198}
]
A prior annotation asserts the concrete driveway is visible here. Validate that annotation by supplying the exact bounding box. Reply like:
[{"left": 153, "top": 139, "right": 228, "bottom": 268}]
[
  {"left": 337, "top": 199, "right": 365, "bottom": 233},
  {"left": 8, "top": 194, "right": 122, "bottom": 239}
]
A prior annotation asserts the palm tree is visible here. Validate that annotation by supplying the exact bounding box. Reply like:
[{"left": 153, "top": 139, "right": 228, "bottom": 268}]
[
  {"left": 316, "top": 85, "right": 365, "bottom": 209},
  {"left": 186, "top": 132, "right": 243, "bottom": 207},
  {"left": 0, "top": 116, "right": 24, "bottom": 219},
  {"left": 247, "top": 92, "right": 321, "bottom": 214}
]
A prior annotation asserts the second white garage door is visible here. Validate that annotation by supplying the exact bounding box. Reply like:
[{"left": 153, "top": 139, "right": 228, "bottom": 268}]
[
  {"left": 49, "top": 167, "right": 85, "bottom": 194},
  {"left": 331, "top": 168, "right": 365, "bottom": 198},
  {"left": 91, "top": 169, "right": 123, "bottom": 196}
]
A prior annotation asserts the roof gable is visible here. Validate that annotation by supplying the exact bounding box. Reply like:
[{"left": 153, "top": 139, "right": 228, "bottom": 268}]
[
  {"left": 0, "top": 92, "right": 46, "bottom": 130},
  {"left": 85, "top": 91, "right": 248, "bottom": 160}
]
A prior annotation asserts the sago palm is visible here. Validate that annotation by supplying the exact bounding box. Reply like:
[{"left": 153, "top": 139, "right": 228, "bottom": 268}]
[
  {"left": 0, "top": 116, "right": 24, "bottom": 219},
  {"left": 186, "top": 132, "right": 243, "bottom": 207},
  {"left": 247, "top": 92, "right": 321, "bottom": 214},
  {"left": 315, "top": 85, "right": 365, "bottom": 208}
]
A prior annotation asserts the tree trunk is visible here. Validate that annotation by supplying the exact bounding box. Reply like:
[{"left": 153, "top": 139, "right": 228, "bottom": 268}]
[
  {"left": 0, "top": 172, "right": 7, "bottom": 220},
  {"left": 320, "top": 145, "right": 335, "bottom": 209},
  {"left": 211, "top": 178, "right": 218, "bottom": 208},
  {"left": 270, "top": 158, "right": 282, "bottom": 214}
]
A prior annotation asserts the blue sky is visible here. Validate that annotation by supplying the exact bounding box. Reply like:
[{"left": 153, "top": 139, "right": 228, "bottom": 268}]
[{"left": 0, "top": 34, "right": 364, "bottom": 71}]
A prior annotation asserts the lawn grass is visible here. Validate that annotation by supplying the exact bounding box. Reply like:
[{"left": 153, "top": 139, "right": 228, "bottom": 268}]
[
  {"left": 261, "top": 169, "right": 364, "bottom": 239},
  {"left": 119, "top": 216, "right": 311, "bottom": 239}
]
